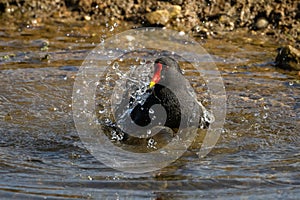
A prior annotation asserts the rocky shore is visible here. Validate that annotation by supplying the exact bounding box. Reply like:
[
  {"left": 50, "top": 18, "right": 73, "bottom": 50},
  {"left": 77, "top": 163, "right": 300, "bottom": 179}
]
[
  {"left": 0, "top": 0, "right": 298, "bottom": 42},
  {"left": 0, "top": 0, "right": 299, "bottom": 70}
]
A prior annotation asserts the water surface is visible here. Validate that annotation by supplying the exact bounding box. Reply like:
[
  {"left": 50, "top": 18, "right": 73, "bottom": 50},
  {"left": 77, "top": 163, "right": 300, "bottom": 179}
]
[{"left": 0, "top": 21, "right": 299, "bottom": 199}]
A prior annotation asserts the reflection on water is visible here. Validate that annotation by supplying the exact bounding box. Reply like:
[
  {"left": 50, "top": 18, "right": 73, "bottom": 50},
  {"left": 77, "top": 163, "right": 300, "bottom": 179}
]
[{"left": 0, "top": 21, "right": 299, "bottom": 199}]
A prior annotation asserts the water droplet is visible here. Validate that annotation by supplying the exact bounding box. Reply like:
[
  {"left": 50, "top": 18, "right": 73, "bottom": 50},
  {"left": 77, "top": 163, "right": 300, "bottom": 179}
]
[
  {"left": 203, "top": 110, "right": 215, "bottom": 123},
  {"left": 140, "top": 59, "right": 146, "bottom": 65},
  {"left": 109, "top": 26, "right": 114, "bottom": 32},
  {"left": 147, "top": 138, "right": 157, "bottom": 149},
  {"left": 147, "top": 129, "right": 151, "bottom": 135},
  {"left": 263, "top": 105, "right": 269, "bottom": 110},
  {"left": 99, "top": 109, "right": 106, "bottom": 114},
  {"left": 104, "top": 118, "right": 111, "bottom": 124},
  {"left": 112, "top": 62, "right": 119, "bottom": 70},
  {"left": 111, "top": 130, "right": 124, "bottom": 141},
  {"left": 83, "top": 100, "right": 88, "bottom": 105},
  {"left": 263, "top": 113, "right": 268, "bottom": 119},
  {"left": 107, "top": 60, "right": 112, "bottom": 65},
  {"left": 149, "top": 108, "right": 154, "bottom": 114},
  {"left": 113, "top": 22, "right": 118, "bottom": 27},
  {"left": 289, "top": 81, "right": 294, "bottom": 86}
]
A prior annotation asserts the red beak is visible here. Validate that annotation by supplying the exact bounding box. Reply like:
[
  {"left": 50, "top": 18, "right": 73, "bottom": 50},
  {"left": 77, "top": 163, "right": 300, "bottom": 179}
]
[{"left": 149, "top": 62, "right": 163, "bottom": 88}]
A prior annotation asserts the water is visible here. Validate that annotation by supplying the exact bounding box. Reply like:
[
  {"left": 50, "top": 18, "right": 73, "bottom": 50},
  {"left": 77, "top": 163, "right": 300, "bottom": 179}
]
[{"left": 0, "top": 21, "right": 299, "bottom": 199}]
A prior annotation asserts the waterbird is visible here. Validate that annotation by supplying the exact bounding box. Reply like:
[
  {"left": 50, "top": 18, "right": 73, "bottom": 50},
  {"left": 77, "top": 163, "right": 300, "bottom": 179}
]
[{"left": 104, "top": 56, "right": 213, "bottom": 142}]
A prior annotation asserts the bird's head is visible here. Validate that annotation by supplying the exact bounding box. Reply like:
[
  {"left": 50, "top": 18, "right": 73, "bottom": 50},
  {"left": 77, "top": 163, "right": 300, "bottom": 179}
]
[{"left": 149, "top": 57, "right": 181, "bottom": 88}]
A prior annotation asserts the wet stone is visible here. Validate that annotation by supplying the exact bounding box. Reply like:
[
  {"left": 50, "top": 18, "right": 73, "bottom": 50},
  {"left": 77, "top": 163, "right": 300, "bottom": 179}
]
[{"left": 275, "top": 45, "right": 300, "bottom": 71}]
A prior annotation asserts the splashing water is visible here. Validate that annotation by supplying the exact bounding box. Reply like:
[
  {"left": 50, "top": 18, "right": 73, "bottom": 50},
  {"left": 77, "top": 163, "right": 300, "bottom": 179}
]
[{"left": 95, "top": 58, "right": 156, "bottom": 140}]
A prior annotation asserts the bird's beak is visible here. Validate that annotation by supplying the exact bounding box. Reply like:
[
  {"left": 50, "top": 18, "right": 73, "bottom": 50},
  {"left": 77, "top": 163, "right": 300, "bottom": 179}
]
[
  {"left": 149, "top": 81, "right": 156, "bottom": 88},
  {"left": 149, "top": 62, "right": 163, "bottom": 88}
]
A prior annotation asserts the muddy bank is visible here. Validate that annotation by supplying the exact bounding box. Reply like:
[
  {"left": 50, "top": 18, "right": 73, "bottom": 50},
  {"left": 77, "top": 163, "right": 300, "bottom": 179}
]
[{"left": 0, "top": 0, "right": 299, "bottom": 44}]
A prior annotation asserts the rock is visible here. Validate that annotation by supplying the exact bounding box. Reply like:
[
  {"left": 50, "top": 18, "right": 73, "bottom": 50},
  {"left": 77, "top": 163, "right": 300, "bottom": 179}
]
[
  {"left": 84, "top": 15, "right": 91, "bottom": 21},
  {"left": 0, "top": 0, "right": 299, "bottom": 44},
  {"left": 171, "top": 0, "right": 183, "bottom": 5},
  {"left": 166, "top": 5, "right": 181, "bottom": 18},
  {"left": 146, "top": 10, "right": 170, "bottom": 25},
  {"left": 275, "top": 45, "right": 300, "bottom": 71},
  {"left": 145, "top": 5, "right": 181, "bottom": 25},
  {"left": 255, "top": 17, "right": 269, "bottom": 29},
  {"left": 219, "top": 14, "right": 235, "bottom": 30}
]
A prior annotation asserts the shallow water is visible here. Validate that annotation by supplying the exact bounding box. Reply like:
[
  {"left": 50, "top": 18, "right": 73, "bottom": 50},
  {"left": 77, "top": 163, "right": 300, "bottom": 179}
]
[{"left": 0, "top": 21, "right": 299, "bottom": 199}]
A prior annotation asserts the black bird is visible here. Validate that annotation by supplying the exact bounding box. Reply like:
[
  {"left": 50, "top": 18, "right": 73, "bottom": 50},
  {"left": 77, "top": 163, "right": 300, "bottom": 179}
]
[
  {"left": 111, "top": 56, "right": 213, "bottom": 140},
  {"left": 129, "top": 57, "right": 183, "bottom": 130}
]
